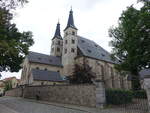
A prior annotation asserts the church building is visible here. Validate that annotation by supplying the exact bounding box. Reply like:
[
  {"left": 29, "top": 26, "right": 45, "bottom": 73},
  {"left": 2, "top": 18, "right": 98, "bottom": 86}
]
[{"left": 21, "top": 9, "right": 131, "bottom": 89}]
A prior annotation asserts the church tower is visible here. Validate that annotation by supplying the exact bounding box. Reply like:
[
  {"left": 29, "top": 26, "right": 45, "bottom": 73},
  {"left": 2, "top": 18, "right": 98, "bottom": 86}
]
[
  {"left": 50, "top": 22, "right": 63, "bottom": 57},
  {"left": 62, "top": 9, "right": 78, "bottom": 76}
]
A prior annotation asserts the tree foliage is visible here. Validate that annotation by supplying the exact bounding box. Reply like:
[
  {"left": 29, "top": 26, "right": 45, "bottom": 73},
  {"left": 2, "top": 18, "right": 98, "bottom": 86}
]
[
  {"left": 0, "top": 0, "right": 28, "bottom": 9},
  {"left": 67, "top": 62, "right": 96, "bottom": 84},
  {"left": 109, "top": 1, "right": 150, "bottom": 74},
  {"left": 0, "top": 7, "right": 34, "bottom": 72},
  {"left": 4, "top": 80, "right": 12, "bottom": 91},
  {"left": 109, "top": 1, "right": 150, "bottom": 90}
]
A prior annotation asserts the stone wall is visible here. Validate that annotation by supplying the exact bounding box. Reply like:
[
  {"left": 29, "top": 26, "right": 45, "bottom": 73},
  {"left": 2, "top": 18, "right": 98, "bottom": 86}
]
[
  {"left": 23, "top": 85, "right": 96, "bottom": 107},
  {"left": 5, "top": 88, "right": 22, "bottom": 97},
  {"left": 140, "top": 69, "right": 150, "bottom": 111},
  {"left": 5, "top": 84, "right": 105, "bottom": 107},
  {"left": 143, "top": 78, "right": 150, "bottom": 111}
]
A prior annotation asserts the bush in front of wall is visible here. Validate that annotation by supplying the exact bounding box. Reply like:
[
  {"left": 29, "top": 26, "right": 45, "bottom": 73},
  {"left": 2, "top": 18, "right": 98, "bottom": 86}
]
[
  {"left": 106, "top": 89, "right": 133, "bottom": 105},
  {"left": 133, "top": 90, "right": 147, "bottom": 99}
]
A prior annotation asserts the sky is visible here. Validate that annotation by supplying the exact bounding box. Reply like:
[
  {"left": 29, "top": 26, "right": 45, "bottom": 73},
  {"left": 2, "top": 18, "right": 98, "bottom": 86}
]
[{"left": 1, "top": 0, "right": 142, "bottom": 80}]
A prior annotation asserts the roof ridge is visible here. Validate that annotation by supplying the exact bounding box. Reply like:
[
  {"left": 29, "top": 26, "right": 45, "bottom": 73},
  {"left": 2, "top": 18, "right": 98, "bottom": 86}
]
[
  {"left": 29, "top": 51, "right": 50, "bottom": 56},
  {"left": 32, "top": 68, "right": 59, "bottom": 73}
]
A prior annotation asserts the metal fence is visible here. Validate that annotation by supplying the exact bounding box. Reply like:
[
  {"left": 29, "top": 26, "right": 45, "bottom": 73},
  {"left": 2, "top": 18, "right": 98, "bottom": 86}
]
[{"left": 104, "top": 77, "right": 149, "bottom": 113}]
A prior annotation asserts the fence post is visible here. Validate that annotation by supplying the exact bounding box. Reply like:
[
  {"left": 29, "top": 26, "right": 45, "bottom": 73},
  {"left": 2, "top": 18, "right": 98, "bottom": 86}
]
[{"left": 94, "top": 79, "right": 106, "bottom": 108}]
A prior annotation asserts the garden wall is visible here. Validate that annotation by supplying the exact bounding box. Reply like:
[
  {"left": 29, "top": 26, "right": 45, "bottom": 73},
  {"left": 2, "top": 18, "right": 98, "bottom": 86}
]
[
  {"left": 23, "top": 85, "right": 96, "bottom": 107},
  {"left": 5, "top": 84, "right": 101, "bottom": 107},
  {"left": 5, "top": 88, "right": 22, "bottom": 97}
]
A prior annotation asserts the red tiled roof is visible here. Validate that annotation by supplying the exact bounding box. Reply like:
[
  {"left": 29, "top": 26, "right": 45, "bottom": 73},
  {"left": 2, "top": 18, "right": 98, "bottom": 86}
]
[{"left": 3, "top": 77, "right": 16, "bottom": 81}]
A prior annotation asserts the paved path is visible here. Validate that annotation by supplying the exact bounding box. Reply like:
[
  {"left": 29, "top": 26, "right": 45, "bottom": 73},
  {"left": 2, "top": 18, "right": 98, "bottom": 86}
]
[
  {"left": 0, "top": 97, "right": 87, "bottom": 113},
  {"left": 0, "top": 97, "right": 148, "bottom": 113}
]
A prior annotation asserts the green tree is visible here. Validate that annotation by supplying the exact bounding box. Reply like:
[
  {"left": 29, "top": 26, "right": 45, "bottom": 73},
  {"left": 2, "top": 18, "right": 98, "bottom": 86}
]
[
  {"left": 0, "top": 0, "right": 28, "bottom": 9},
  {"left": 67, "top": 60, "right": 96, "bottom": 84},
  {"left": 4, "top": 80, "right": 12, "bottom": 91},
  {"left": 109, "top": 1, "right": 150, "bottom": 90},
  {"left": 0, "top": 8, "right": 34, "bottom": 72}
]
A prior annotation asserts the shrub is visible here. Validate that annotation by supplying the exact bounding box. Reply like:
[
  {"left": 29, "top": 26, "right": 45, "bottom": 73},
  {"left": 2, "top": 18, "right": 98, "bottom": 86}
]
[
  {"left": 106, "top": 89, "right": 133, "bottom": 105},
  {"left": 4, "top": 80, "right": 12, "bottom": 91},
  {"left": 67, "top": 63, "right": 95, "bottom": 84},
  {"left": 133, "top": 90, "right": 147, "bottom": 99}
]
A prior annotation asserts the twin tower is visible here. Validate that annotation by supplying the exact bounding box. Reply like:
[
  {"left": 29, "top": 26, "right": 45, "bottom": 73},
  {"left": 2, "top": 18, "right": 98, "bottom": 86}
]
[{"left": 50, "top": 9, "right": 78, "bottom": 75}]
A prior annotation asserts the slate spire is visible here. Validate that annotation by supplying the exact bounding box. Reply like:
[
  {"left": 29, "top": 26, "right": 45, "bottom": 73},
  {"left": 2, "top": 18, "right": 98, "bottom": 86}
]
[
  {"left": 53, "top": 21, "right": 62, "bottom": 40},
  {"left": 64, "top": 8, "right": 77, "bottom": 31}
]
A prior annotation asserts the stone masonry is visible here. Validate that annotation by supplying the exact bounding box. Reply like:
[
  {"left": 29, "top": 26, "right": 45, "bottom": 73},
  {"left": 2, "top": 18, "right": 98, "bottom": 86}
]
[{"left": 5, "top": 84, "right": 106, "bottom": 107}]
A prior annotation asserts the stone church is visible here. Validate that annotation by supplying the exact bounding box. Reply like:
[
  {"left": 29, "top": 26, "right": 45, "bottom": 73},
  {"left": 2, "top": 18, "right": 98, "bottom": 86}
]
[{"left": 21, "top": 9, "right": 131, "bottom": 89}]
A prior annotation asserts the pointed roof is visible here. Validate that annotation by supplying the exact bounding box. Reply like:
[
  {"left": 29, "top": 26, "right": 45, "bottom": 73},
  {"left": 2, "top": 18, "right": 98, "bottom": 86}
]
[
  {"left": 52, "top": 22, "right": 62, "bottom": 40},
  {"left": 64, "top": 9, "right": 77, "bottom": 31}
]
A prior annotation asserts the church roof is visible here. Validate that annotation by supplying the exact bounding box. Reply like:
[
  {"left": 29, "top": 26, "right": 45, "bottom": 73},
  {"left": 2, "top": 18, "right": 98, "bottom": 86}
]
[
  {"left": 27, "top": 51, "right": 62, "bottom": 67},
  {"left": 52, "top": 22, "right": 62, "bottom": 40},
  {"left": 64, "top": 9, "right": 77, "bottom": 31},
  {"left": 31, "top": 69, "right": 64, "bottom": 81},
  {"left": 77, "top": 36, "right": 119, "bottom": 64}
]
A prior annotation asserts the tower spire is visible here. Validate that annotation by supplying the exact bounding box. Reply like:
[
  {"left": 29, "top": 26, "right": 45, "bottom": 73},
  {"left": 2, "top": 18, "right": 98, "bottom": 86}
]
[
  {"left": 64, "top": 8, "right": 77, "bottom": 31},
  {"left": 53, "top": 22, "right": 62, "bottom": 40}
]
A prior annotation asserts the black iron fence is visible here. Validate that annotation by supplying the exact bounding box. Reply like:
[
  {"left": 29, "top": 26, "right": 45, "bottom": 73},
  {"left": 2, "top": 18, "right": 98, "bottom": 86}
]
[{"left": 104, "top": 77, "right": 149, "bottom": 113}]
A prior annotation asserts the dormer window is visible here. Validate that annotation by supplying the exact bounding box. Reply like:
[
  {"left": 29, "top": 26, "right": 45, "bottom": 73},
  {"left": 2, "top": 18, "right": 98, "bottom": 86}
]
[
  {"left": 49, "top": 59, "right": 52, "bottom": 62},
  {"left": 38, "top": 57, "right": 41, "bottom": 60},
  {"left": 87, "top": 49, "right": 91, "bottom": 53},
  {"left": 101, "top": 53, "right": 105, "bottom": 57},
  {"left": 81, "top": 40, "right": 85, "bottom": 43},
  {"left": 95, "top": 44, "right": 98, "bottom": 47}
]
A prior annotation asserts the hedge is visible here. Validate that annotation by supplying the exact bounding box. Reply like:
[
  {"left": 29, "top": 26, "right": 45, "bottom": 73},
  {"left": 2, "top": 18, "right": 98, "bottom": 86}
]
[
  {"left": 106, "top": 89, "right": 133, "bottom": 105},
  {"left": 133, "top": 90, "right": 147, "bottom": 99}
]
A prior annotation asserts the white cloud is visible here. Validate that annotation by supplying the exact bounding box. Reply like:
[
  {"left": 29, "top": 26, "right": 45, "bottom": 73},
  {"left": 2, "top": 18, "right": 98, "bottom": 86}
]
[{"left": 1, "top": 0, "right": 141, "bottom": 80}]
